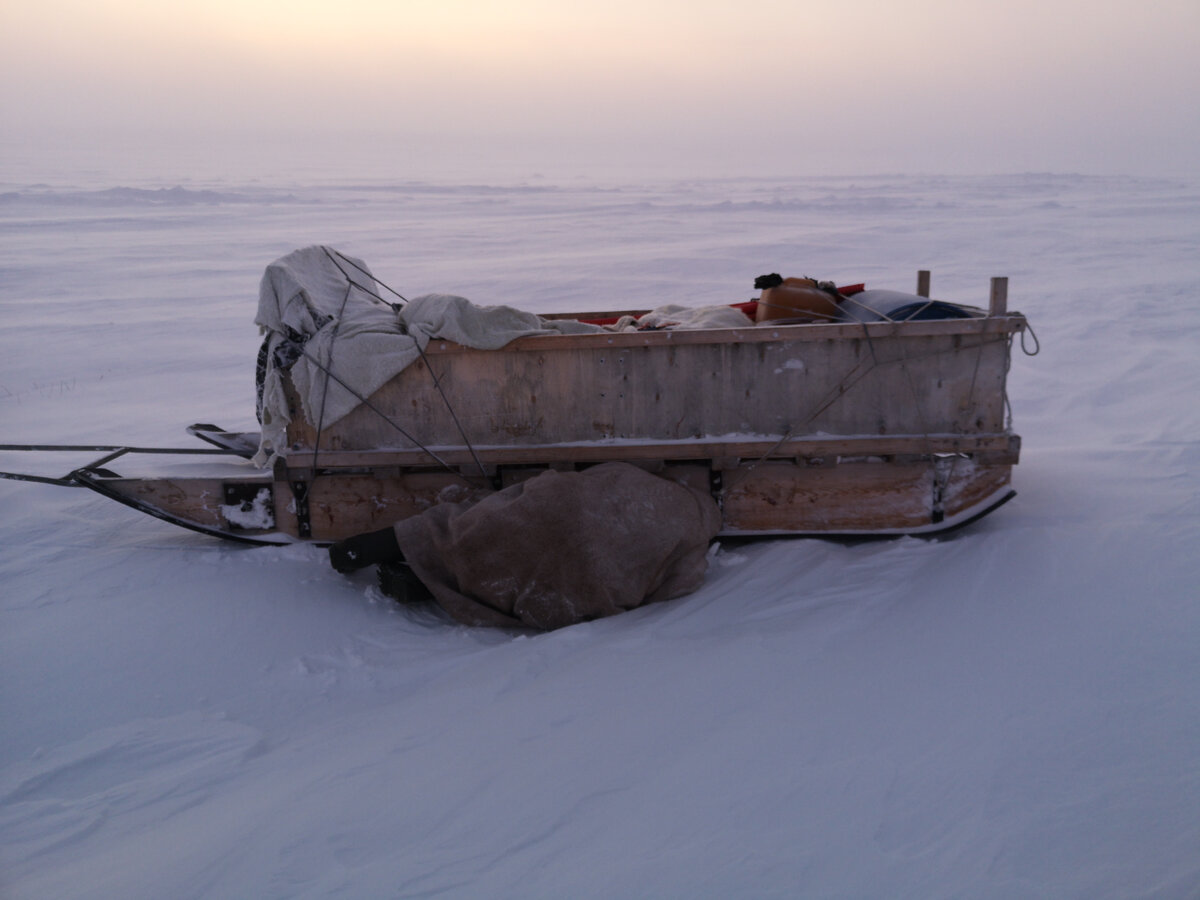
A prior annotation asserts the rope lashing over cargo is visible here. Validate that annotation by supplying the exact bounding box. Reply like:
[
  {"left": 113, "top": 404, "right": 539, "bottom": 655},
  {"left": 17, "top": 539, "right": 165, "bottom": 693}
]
[
  {"left": 325, "top": 246, "right": 491, "bottom": 484},
  {"left": 838, "top": 292, "right": 985, "bottom": 323},
  {"left": 308, "top": 279, "right": 355, "bottom": 464},
  {"left": 307, "top": 247, "right": 492, "bottom": 486},
  {"left": 294, "top": 349, "right": 455, "bottom": 471},
  {"left": 408, "top": 351, "right": 492, "bottom": 485},
  {"left": 752, "top": 301, "right": 843, "bottom": 322},
  {"left": 291, "top": 264, "right": 360, "bottom": 517},
  {"left": 753, "top": 273, "right": 845, "bottom": 323},
  {"left": 754, "top": 288, "right": 985, "bottom": 326},
  {"left": 322, "top": 246, "right": 410, "bottom": 308}
]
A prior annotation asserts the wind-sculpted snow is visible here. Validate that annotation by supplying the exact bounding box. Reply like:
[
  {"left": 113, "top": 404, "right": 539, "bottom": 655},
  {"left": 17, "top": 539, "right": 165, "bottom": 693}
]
[
  {"left": 2, "top": 173, "right": 1199, "bottom": 899},
  {"left": 0, "top": 186, "right": 298, "bottom": 207}
]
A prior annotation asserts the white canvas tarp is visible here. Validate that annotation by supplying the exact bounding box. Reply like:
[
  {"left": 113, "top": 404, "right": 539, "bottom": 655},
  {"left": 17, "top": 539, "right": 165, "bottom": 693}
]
[{"left": 253, "top": 246, "right": 604, "bottom": 466}]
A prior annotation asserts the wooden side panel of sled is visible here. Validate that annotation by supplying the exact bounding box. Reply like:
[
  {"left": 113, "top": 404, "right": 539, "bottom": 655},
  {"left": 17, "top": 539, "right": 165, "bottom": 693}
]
[
  {"left": 271, "top": 471, "right": 487, "bottom": 543},
  {"left": 76, "top": 456, "right": 1013, "bottom": 542},
  {"left": 288, "top": 432, "right": 1019, "bottom": 470},
  {"left": 75, "top": 472, "right": 285, "bottom": 544},
  {"left": 285, "top": 317, "right": 1025, "bottom": 454},
  {"left": 720, "top": 459, "right": 1013, "bottom": 535}
]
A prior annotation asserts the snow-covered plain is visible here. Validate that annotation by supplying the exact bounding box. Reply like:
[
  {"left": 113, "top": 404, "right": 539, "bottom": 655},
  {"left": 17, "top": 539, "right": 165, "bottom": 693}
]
[{"left": 2, "top": 172, "right": 1198, "bottom": 898}]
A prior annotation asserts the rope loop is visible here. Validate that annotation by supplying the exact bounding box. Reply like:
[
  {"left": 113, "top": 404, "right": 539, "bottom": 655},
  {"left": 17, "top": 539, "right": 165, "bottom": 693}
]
[{"left": 1020, "top": 320, "right": 1041, "bottom": 356}]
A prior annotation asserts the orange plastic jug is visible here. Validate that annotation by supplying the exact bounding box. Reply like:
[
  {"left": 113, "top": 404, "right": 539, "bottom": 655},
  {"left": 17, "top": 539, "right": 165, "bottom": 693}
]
[{"left": 755, "top": 275, "right": 841, "bottom": 323}]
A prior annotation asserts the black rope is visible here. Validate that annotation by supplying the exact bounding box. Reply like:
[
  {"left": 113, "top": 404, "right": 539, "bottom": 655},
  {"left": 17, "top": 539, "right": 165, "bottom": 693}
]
[
  {"left": 407, "top": 339, "right": 492, "bottom": 486},
  {"left": 291, "top": 271, "right": 360, "bottom": 521},
  {"left": 308, "top": 279, "right": 355, "bottom": 471},
  {"left": 318, "top": 246, "right": 490, "bottom": 485},
  {"left": 296, "top": 347, "right": 455, "bottom": 471},
  {"left": 322, "top": 246, "right": 410, "bottom": 307},
  {"left": 752, "top": 298, "right": 843, "bottom": 322},
  {"left": 282, "top": 249, "right": 489, "bottom": 515},
  {"left": 260, "top": 250, "right": 489, "bottom": 489},
  {"left": 1020, "top": 319, "right": 1040, "bottom": 356}
]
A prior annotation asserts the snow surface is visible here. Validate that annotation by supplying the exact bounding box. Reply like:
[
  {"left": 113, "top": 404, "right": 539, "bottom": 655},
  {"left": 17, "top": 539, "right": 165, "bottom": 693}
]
[{"left": 2, "top": 173, "right": 1199, "bottom": 899}]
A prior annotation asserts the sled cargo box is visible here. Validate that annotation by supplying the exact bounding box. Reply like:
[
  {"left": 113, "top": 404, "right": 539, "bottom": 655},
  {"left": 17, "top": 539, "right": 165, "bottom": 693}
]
[{"left": 2, "top": 254, "right": 1030, "bottom": 545}]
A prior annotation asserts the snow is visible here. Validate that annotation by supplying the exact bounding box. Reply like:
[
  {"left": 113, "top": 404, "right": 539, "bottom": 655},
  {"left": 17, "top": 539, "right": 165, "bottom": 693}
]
[
  {"left": 2, "top": 172, "right": 1199, "bottom": 899},
  {"left": 219, "top": 488, "right": 276, "bottom": 531}
]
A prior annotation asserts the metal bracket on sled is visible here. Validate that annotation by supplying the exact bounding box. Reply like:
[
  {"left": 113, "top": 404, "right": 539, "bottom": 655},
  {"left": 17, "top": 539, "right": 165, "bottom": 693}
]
[
  {"left": 709, "top": 467, "right": 723, "bottom": 498},
  {"left": 931, "top": 455, "right": 956, "bottom": 524},
  {"left": 291, "top": 480, "right": 312, "bottom": 538},
  {"left": 273, "top": 457, "right": 313, "bottom": 539}
]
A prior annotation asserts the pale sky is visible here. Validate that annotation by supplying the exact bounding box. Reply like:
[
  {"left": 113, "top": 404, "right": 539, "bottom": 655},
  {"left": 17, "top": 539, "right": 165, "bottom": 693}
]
[{"left": 2, "top": 0, "right": 1197, "bottom": 179}]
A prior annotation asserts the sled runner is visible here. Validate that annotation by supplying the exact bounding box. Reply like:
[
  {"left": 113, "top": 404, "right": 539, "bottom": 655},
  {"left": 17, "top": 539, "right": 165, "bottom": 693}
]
[{"left": 1, "top": 249, "right": 1032, "bottom": 545}]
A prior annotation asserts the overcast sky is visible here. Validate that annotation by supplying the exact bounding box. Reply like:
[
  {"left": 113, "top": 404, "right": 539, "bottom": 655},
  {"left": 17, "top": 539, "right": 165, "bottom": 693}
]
[{"left": 2, "top": 0, "right": 1197, "bottom": 180}]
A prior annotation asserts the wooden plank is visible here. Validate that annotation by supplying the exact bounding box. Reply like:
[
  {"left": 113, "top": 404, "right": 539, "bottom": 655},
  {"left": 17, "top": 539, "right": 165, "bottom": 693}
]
[
  {"left": 719, "top": 459, "right": 1012, "bottom": 533},
  {"left": 917, "top": 270, "right": 931, "bottom": 298},
  {"left": 89, "top": 456, "right": 1014, "bottom": 541},
  {"left": 285, "top": 433, "right": 1020, "bottom": 469},
  {"left": 990, "top": 277, "right": 1009, "bottom": 317},
  {"left": 421, "top": 314, "right": 1026, "bottom": 354},
  {"left": 290, "top": 328, "right": 1017, "bottom": 452},
  {"left": 294, "top": 472, "right": 488, "bottom": 541},
  {"left": 540, "top": 309, "right": 648, "bottom": 321},
  {"left": 92, "top": 476, "right": 275, "bottom": 534},
  {"left": 940, "top": 458, "right": 1013, "bottom": 519},
  {"left": 721, "top": 461, "right": 932, "bottom": 531}
]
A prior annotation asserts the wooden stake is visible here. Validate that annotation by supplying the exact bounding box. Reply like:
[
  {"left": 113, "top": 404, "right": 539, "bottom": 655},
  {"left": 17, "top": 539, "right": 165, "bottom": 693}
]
[
  {"left": 989, "top": 277, "right": 1008, "bottom": 317},
  {"left": 917, "top": 270, "right": 931, "bottom": 298}
]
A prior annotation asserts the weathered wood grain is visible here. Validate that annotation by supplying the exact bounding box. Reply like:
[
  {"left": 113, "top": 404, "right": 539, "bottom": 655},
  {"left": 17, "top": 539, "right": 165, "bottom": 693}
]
[{"left": 287, "top": 318, "right": 1024, "bottom": 453}]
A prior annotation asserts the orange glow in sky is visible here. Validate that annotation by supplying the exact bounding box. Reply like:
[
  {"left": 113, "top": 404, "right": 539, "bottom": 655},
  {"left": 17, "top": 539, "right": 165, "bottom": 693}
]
[{"left": 2, "top": 0, "right": 1197, "bottom": 177}]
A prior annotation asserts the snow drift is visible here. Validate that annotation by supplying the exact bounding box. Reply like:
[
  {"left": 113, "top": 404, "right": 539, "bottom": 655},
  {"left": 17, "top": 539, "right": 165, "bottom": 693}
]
[{"left": 2, "top": 172, "right": 1198, "bottom": 899}]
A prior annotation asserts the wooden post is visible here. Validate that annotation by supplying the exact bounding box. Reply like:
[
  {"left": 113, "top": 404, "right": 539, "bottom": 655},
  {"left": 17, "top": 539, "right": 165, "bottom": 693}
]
[
  {"left": 917, "top": 270, "right": 931, "bottom": 298},
  {"left": 989, "top": 277, "right": 1008, "bottom": 317}
]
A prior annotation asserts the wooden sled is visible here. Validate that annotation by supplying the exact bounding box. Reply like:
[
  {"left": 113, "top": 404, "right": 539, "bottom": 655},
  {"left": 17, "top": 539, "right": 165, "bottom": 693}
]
[{"left": 2, "top": 273, "right": 1028, "bottom": 545}]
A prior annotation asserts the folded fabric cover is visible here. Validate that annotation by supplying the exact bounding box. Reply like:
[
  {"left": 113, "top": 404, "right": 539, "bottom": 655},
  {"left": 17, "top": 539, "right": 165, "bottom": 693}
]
[
  {"left": 392, "top": 462, "right": 722, "bottom": 630},
  {"left": 606, "top": 303, "right": 755, "bottom": 331},
  {"left": 253, "top": 246, "right": 604, "bottom": 465}
]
